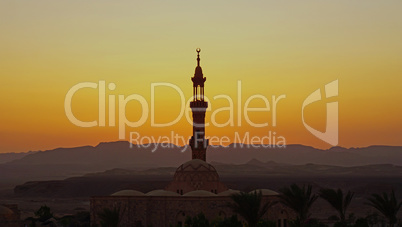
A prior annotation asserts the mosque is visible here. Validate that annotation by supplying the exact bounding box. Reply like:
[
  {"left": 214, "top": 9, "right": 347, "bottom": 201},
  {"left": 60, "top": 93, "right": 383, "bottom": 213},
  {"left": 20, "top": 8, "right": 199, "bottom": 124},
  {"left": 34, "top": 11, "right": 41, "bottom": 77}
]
[{"left": 90, "top": 49, "right": 293, "bottom": 227}]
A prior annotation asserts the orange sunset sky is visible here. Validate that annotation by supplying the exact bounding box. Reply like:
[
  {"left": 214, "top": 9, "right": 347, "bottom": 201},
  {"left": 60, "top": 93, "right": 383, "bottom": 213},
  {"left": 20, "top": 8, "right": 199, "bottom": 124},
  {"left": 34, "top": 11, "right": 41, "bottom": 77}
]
[{"left": 1, "top": 1, "right": 401, "bottom": 153}]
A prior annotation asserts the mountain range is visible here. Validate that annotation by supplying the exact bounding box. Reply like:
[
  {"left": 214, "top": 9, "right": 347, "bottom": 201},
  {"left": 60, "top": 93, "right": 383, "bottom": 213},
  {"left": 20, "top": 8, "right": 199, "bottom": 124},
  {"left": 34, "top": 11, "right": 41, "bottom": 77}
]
[
  {"left": 13, "top": 159, "right": 402, "bottom": 198},
  {"left": 0, "top": 141, "right": 401, "bottom": 190}
]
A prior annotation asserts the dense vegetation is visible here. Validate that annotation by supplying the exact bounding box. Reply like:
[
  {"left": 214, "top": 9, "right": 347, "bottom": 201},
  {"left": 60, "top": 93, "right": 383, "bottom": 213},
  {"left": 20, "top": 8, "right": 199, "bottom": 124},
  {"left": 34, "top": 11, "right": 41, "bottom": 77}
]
[{"left": 24, "top": 186, "right": 401, "bottom": 227}]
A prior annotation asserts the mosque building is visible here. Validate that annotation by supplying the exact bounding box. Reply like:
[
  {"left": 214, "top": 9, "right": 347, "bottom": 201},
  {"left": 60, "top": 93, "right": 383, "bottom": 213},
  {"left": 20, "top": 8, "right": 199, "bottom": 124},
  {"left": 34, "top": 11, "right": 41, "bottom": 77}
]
[{"left": 90, "top": 49, "right": 293, "bottom": 227}]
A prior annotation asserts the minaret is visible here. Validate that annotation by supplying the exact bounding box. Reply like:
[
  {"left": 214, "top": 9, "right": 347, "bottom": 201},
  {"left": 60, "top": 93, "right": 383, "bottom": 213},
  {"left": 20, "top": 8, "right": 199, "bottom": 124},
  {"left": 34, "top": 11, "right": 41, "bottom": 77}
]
[{"left": 189, "top": 48, "right": 209, "bottom": 161}]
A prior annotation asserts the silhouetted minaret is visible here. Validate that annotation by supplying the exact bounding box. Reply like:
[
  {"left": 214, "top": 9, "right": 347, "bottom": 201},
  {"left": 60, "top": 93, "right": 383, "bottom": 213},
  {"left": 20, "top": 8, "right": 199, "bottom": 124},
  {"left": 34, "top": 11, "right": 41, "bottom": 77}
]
[{"left": 189, "top": 48, "right": 208, "bottom": 161}]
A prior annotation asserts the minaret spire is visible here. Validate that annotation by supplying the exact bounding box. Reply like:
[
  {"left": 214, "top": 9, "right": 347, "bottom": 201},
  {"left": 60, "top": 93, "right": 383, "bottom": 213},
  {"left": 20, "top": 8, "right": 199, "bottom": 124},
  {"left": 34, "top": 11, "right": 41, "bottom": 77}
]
[
  {"left": 196, "top": 48, "right": 201, "bottom": 66},
  {"left": 190, "top": 48, "right": 209, "bottom": 161}
]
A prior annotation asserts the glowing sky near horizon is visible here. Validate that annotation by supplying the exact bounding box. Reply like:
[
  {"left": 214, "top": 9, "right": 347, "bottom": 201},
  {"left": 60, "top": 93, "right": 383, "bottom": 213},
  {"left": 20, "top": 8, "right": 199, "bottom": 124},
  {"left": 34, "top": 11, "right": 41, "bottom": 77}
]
[{"left": 0, "top": 0, "right": 401, "bottom": 153}]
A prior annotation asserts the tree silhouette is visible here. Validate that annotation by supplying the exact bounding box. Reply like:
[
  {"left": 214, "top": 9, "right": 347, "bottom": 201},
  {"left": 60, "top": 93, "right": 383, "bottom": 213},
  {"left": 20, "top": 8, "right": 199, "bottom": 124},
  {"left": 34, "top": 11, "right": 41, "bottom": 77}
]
[
  {"left": 34, "top": 205, "right": 53, "bottom": 222},
  {"left": 319, "top": 188, "right": 354, "bottom": 226},
  {"left": 98, "top": 207, "right": 120, "bottom": 227},
  {"left": 228, "top": 190, "right": 274, "bottom": 227},
  {"left": 366, "top": 190, "right": 401, "bottom": 227},
  {"left": 184, "top": 212, "right": 209, "bottom": 227},
  {"left": 279, "top": 184, "right": 318, "bottom": 227},
  {"left": 215, "top": 215, "right": 243, "bottom": 227}
]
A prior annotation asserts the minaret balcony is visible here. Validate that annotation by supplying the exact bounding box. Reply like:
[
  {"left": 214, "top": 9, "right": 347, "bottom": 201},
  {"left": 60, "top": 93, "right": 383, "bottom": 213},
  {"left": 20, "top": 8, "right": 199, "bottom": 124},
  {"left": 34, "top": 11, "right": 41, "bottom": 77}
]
[{"left": 190, "top": 101, "right": 208, "bottom": 108}]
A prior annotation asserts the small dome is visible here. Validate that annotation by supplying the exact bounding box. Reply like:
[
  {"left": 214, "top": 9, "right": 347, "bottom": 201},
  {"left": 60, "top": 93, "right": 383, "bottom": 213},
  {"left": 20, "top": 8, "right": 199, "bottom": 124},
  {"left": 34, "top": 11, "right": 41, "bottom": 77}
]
[
  {"left": 0, "top": 205, "right": 13, "bottom": 215},
  {"left": 146, "top": 190, "right": 181, "bottom": 196},
  {"left": 111, "top": 190, "right": 145, "bottom": 196},
  {"left": 218, "top": 189, "right": 241, "bottom": 196},
  {"left": 183, "top": 190, "right": 217, "bottom": 197},
  {"left": 194, "top": 66, "right": 203, "bottom": 77},
  {"left": 250, "top": 189, "right": 279, "bottom": 196}
]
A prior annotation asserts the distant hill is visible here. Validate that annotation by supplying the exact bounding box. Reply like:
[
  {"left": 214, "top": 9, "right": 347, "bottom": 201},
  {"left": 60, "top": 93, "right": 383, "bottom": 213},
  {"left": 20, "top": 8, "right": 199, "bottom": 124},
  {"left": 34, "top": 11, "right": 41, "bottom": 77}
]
[
  {"left": 13, "top": 162, "right": 402, "bottom": 198},
  {"left": 0, "top": 151, "right": 36, "bottom": 164},
  {"left": 6, "top": 141, "right": 189, "bottom": 168},
  {"left": 0, "top": 141, "right": 401, "bottom": 189},
  {"left": 5, "top": 141, "right": 402, "bottom": 167}
]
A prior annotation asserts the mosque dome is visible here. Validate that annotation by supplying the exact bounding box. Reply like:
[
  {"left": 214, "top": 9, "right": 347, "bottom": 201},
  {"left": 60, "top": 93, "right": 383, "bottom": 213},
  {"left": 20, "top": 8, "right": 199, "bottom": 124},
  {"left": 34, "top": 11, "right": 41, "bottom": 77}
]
[
  {"left": 217, "top": 189, "right": 241, "bottom": 196},
  {"left": 172, "top": 159, "right": 220, "bottom": 182},
  {"left": 146, "top": 190, "right": 181, "bottom": 197},
  {"left": 165, "top": 159, "right": 228, "bottom": 195},
  {"left": 0, "top": 205, "right": 13, "bottom": 215},
  {"left": 111, "top": 190, "right": 145, "bottom": 196},
  {"left": 178, "top": 159, "right": 218, "bottom": 173},
  {"left": 250, "top": 189, "right": 279, "bottom": 196}
]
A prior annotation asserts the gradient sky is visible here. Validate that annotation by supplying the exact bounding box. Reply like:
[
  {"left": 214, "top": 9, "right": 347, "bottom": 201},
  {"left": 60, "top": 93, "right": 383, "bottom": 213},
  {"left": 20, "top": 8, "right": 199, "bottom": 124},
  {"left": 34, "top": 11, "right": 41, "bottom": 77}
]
[{"left": 1, "top": 0, "right": 401, "bottom": 153}]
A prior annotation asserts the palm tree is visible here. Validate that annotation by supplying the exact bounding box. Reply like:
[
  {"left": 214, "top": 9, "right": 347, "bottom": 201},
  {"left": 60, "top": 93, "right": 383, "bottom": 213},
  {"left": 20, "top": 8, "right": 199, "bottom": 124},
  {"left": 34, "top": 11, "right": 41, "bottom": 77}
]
[
  {"left": 319, "top": 188, "right": 354, "bottom": 226},
  {"left": 34, "top": 205, "right": 53, "bottom": 222},
  {"left": 279, "top": 184, "right": 318, "bottom": 227},
  {"left": 98, "top": 207, "right": 120, "bottom": 227},
  {"left": 229, "top": 190, "right": 274, "bottom": 227},
  {"left": 366, "top": 190, "right": 402, "bottom": 227},
  {"left": 184, "top": 212, "right": 210, "bottom": 227},
  {"left": 215, "top": 215, "right": 243, "bottom": 227}
]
